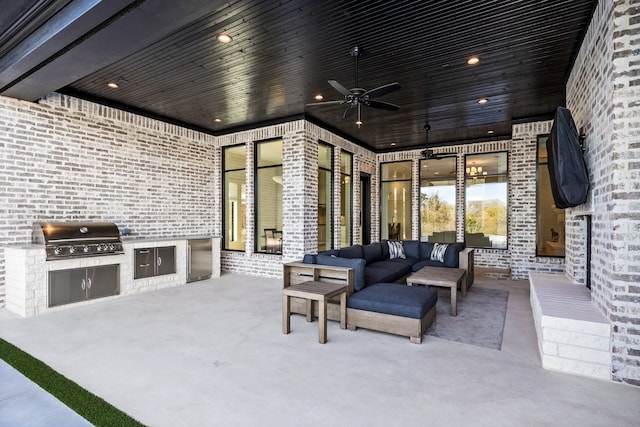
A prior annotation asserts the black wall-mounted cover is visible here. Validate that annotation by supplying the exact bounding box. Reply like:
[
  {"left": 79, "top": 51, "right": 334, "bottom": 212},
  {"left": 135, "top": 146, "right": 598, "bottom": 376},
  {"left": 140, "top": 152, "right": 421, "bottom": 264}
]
[{"left": 546, "top": 106, "right": 589, "bottom": 208}]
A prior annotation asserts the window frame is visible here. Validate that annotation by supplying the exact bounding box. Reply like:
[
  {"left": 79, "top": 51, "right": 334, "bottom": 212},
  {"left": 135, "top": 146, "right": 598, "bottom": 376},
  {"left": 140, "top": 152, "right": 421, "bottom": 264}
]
[
  {"left": 253, "top": 138, "right": 283, "bottom": 255},
  {"left": 340, "top": 150, "right": 353, "bottom": 247},
  {"left": 379, "top": 160, "right": 413, "bottom": 241},
  {"left": 419, "top": 156, "right": 458, "bottom": 243},
  {"left": 222, "top": 143, "right": 247, "bottom": 252},
  {"left": 318, "top": 141, "right": 334, "bottom": 252},
  {"left": 463, "top": 151, "right": 509, "bottom": 249},
  {"left": 536, "top": 134, "right": 565, "bottom": 257}
]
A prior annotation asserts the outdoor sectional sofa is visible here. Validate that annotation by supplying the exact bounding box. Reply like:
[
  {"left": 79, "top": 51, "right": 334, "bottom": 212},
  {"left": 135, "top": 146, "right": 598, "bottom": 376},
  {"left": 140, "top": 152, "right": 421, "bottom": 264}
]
[{"left": 283, "top": 240, "right": 474, "bottom": 343}]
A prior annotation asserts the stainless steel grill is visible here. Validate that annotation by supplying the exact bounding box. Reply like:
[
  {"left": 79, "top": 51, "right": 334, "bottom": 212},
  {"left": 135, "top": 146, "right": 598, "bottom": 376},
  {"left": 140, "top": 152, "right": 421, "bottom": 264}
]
[{"left": 32, "top": 221, "right": 124, "bottom": 260}]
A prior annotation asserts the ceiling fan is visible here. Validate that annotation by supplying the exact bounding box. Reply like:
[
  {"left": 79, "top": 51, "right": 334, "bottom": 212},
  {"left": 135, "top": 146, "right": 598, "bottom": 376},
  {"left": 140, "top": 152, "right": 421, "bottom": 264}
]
[
  {"left": 306, "top": 46, "right": 401, "bottom": 125},
  {"left": 420, "top": 124, "right": 456, "bottom": 159}
]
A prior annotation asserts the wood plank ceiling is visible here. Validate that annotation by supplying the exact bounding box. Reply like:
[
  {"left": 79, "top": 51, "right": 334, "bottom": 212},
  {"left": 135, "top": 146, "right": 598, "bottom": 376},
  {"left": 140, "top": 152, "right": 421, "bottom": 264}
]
[{"left": 0, "top": 0, "right": 596, "bottom": 152}]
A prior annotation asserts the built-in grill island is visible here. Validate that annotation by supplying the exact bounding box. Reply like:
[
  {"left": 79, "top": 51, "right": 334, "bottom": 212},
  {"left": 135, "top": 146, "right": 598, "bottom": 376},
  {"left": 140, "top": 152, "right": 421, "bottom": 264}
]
[
  {"left": 32, "top": 221, "right": 124, "bottom": 260},
  {"left": 5, "top": 224, "right": 221, "bottom": 317},
  {"left": 32, "top": 222, "right": 124, "bottom": 307}
]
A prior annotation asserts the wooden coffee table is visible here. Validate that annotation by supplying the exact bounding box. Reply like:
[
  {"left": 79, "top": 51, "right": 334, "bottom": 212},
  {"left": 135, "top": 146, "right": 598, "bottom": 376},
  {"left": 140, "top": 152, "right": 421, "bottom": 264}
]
[
  {"left": 406, "top": 267, "right": 466, "bottom": 316},
  {"left": 282, "top": 280, "right": 348, "bottom": 343}
]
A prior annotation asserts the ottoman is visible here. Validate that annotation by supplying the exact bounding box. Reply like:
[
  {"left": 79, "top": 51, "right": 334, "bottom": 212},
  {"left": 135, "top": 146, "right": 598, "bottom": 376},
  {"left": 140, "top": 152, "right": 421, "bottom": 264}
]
[{"left": 347, "top": 283, "right": 438, "bottom": 343}]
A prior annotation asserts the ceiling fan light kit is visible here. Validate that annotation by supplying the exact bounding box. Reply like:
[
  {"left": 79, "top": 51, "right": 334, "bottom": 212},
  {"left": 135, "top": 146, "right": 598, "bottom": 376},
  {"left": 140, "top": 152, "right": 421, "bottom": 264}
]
[{"left": 306, "top": 46, "right": 401, "bottom": 126}]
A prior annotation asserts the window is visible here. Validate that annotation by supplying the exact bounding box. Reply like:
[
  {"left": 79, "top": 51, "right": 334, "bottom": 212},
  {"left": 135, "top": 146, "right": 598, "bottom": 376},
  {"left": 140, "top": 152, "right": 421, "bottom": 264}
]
[
  {"left": 318, "top": 143, "right": 333, "bottom": 252},
  {"left": 420, "top": 157, "right": 457, "bottom": 243},
  {"left": 340, "top": 151, "right": 353, "bottom": 247},
  {"left": 465, "top": 152, "right": 508, "bottom": 249},
  {"left": 537, "top": 135, "right": 565, "bottom": 256},
  {"left": 223, "top": 145, "right": 246, "bottom": 251},
  {"left": 255, "top": 139, "right": 283, "bottom": 254},
  {"left": 381, "top": 161, "right": 412, "bottom": 240}
]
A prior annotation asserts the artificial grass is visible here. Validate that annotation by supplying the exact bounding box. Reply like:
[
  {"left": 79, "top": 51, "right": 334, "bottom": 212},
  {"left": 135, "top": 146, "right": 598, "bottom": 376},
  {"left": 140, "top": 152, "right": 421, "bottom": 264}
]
[{"left": 0, "top": 338, "right": 145, "bottom": 426}]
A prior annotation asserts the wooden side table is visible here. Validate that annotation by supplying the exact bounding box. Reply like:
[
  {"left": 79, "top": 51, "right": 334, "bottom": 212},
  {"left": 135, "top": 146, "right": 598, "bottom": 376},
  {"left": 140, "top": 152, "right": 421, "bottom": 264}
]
[
  {"left": 406, "top": 267, "right": 466, "bottom": 316},
  {"left": 282, "top": 280, "right": 348, "bottom": 343}
]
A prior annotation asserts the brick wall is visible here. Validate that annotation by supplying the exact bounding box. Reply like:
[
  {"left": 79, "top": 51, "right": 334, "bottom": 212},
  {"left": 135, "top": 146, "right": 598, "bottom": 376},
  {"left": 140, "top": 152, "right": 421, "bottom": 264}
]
[
  {"left": 566, "top": 0, "right": 640, "bottom": 386},
  {"left": 377, "top": 134, "right": 564, "bottom": 278},
  {"left": 0, "top": 93, "right": 215, "bottom": 306},
  {"left": 217, "top": 120, "right": 377, "bottom": 277}
]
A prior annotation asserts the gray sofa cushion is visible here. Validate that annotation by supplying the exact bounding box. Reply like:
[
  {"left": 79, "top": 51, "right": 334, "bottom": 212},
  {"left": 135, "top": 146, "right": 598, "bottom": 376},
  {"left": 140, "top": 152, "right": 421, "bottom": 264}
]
[
  {"left": 411, "top": 258, "right": 446, "bottom": 272},
  {"left": 364, "top": 266, "right": 404, "bottom": 285},
  {"left": 403, "top": 240, "right": 421, "bottom": 259},
  {"left": 362, "top": 242, "right": 383, "bottom": 264},
  {"left": 365, "top": 259, "right": 414, "bottom": 284},
  {"left": 316, "top": 254, "right": 367, "bottom": 291},
  {"left": 380, "top": 240, "right": 390, "bottom": 259},
  {"left": 339, "top": 245, "right": 364, "bottom": 259},
  {"left": 318, "top": 249, "right": 339, "bottom": 257},
  {"left": 419, "top": 241, "right": 435, "bottom": 260},
  {"left": 348, "top": 283, "right": 438, "bottom": 319},
  {"left": 443, "top": 243, "right": 464, "bottom": 268},
  {"left": 302, "top": 254, "right": 317, "bottom": 264}
]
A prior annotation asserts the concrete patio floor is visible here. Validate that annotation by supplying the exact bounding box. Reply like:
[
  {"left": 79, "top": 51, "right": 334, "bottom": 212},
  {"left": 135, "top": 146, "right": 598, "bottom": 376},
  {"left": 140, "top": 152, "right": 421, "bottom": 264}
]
[{"left": 0, "top": 270, "right": 638, "bottom": 426}]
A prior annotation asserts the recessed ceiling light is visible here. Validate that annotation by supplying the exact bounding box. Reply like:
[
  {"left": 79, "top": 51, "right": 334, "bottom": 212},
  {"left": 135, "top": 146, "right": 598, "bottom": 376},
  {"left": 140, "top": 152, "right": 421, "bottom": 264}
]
[
  {"left": 487, "top": 129, "right": 495, "bottom": 135},
  {"left": 217, "top": 33, "right": 233, "bottom": 43},
  {"left": 434, "top": 171, "right": 440, "bottom": 175},
  {"left": 107, "top": 82, "right": 119, "bottom": 88},
  {"left": 390, "top": 142, "right": 397, "bottom": 146},
  {"left": 478, "top": 98, "right": 489, "bottom": 104},
  {"left": 214, "top": 118, "right": 222, "bottom": 123},
  {"left": 467, "top": 56, "right": 480, "bottom": 65},
  {"left": 314, "top": 94, "right": 324, "bottom": 101}
]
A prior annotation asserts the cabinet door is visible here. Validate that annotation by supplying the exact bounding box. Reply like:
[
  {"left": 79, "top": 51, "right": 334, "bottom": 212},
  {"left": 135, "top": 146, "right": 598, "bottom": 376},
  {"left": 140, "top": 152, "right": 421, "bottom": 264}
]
[
  {"left": 156, "top": 246, "right": 176, "bottom": 276},
  {"left": 87, "top": 265, "right": 119, "bottom": 300},
  {"left": 49, "top": 269, "right": 87, "bottom": 307},
  {"left": 134, "top": 248, "right": 155, "bottom": 279}
]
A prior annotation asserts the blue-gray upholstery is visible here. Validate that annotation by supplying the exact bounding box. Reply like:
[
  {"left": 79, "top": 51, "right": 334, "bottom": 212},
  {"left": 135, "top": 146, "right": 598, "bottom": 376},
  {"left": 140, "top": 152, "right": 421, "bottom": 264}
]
[
  {"left": 348, "top": 283, "right": 437, "bottom": 319},
  {"left": 315, "top": 254, "right": 367, "bottom": 291},
  {"left": 306, "top": 240, "right": 465, "bottom": 290}
]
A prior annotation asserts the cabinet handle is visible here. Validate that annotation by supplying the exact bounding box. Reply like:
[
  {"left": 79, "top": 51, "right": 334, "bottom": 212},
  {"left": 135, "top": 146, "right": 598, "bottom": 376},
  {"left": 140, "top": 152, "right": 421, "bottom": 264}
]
[
  {"left": 81, "top": 278, "right": 86, "bottom": 290},
  {"left": 139, "top": 263, "right": 150, "bottom": 268},
  {"left": 157, "top": 256, "right": 162, "bottom": 266},
  {"left": 87, "top": 277, "right": 92, "bottom": 289},
  {"left": 187, "top": 246, "right": 192, "bottom": 274}
]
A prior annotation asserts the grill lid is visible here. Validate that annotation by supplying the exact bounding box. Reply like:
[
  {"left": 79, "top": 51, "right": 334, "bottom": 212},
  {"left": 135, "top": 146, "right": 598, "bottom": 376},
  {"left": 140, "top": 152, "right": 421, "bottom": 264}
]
[
  {"left": 33, "top": 221, "right": 121, "bottom": 244},
  {"left": 32, "top": 222, "right": 124, "bottom": 260}
]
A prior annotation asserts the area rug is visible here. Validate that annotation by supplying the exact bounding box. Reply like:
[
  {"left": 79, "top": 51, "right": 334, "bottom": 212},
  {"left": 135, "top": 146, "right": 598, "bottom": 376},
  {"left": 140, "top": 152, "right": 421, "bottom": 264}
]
[{"left": 426, "top": 287, "right": 509, "bottom": 350}]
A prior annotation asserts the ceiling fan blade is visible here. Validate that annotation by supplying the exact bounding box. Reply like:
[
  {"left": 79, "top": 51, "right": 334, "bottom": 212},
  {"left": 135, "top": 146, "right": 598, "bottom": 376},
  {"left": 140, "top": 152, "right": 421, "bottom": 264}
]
[
  {"left": 306, "top": 100, "right": 345, "bottom": 106},
  {"left": 343, "top": 105, "right": 356, "bottom": 119},
  {"left": 328, "top": 79, "right": 351, "bottom": 96},
  {"left": 366, "top": 100, "right": 400, "bottom": 111},
  {"left": 363, "top": 82, "right": 401, "bottom": 99}
]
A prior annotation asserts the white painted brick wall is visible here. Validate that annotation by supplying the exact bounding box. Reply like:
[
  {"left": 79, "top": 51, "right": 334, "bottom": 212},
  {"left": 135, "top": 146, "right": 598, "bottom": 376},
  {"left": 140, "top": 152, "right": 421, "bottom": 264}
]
[
  {"left": 216, "top": 120, "right": 378, "bottom": 277},
  {"left": 0, "top": 93, "right": 215, "bottom": 306},
  {"left": 377, "top": 133, "right": 565, "bottom": 278},
  {"left": 566, "top": 0, "right": 640, "bottom": 386}
]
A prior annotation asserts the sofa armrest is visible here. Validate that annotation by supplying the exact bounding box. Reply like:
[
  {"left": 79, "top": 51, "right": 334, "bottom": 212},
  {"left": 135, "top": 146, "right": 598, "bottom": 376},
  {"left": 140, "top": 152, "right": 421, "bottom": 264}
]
[
  {"left": 283, "top": 261, "right": 355, "bottom": 296},
  {"left": 458, "top": 248, "right": 475, "bottom": 288}
]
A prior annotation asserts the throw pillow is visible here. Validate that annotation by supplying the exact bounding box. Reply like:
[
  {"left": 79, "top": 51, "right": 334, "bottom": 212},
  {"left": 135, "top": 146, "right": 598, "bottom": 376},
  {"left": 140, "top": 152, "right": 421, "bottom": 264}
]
[
  {"left": 388, "top": 240, "right": 406, "bottom": 259},
  {"left": 430, "top": 243, "right": 448, "bottom": 263}
]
